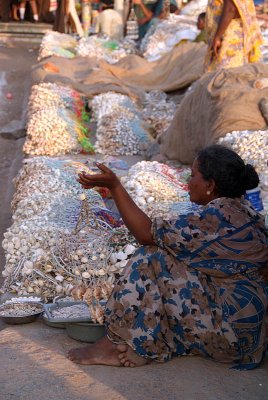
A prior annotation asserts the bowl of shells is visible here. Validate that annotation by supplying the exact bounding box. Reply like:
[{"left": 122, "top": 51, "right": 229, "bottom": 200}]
[{"left": 0, "top": 301, "right": 43, "bottom": 325}]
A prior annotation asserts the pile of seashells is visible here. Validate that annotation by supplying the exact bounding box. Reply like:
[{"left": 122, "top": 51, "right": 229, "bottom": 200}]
[
  {"left": 38, "top": 31, "right": 77, "bottom": 61},
  {"left": 121, "top": 160, "right": 190, "bottom": 218},
  {"left": 180, "top": 0, "right": 208, "bottom": 17},
  {"left": 1, "top": 157, "right": 138, "bottom": 303},
  {"left": 91, "top": 92, "right": 155, "bottom": 156},
  {"left": 141, "top": 91, "right": 177, "bottom": 139},
  {"left": 24, "top": 83, "right": 92, "bottom": 156},
  {"left": 217, "top": 130, "right": 268, "bottom": 175},
  {"left": 140, "top": 14, "right": 198, "bottom": 62},
  {"left": 38, "top": 31, "right": 138, "bottom": 64},
  {"left": 76, "top": 35, "right": 138, "bottom": 64}
]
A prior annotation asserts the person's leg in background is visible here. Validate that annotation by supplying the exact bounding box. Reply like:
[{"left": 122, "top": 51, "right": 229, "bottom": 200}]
[
  {"left": 19, "top": 0, "right": 39, "bottom": 21},
  {"left": 1, "top": 0, "right": 11, "bottom": 22}
]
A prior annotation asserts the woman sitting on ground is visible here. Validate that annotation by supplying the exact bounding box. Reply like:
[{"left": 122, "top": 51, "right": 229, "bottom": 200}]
[{"left": 68, "top": 145, "right": 268, "bottom": 370}]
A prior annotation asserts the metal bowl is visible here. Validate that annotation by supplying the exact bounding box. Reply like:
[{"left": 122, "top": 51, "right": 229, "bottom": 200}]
[
  {"left": 0, "top": 302, "right": 43, "bottom": 325},
  {"left": 66, "top": 322, "right": 106, "bottom": 343}
]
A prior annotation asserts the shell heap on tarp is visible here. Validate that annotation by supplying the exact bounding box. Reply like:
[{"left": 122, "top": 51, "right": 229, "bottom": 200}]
[
  {"left": 217, "top": 129, "right": 268, "bottom": 175},
  {"left": 38, "top": 31, "right": 138, "bottom": 64},
  {"left": 0, "top": 157, "right": 138, "bottom": 309},
  {"left": 24, "top": 83, "right": 93, "bottom": 156},
  {"left": 140, "top": 14, "right": 199, "bottom": 62},
  {"left": 91, "top": 92, "right": 155, "bottom": 156}
]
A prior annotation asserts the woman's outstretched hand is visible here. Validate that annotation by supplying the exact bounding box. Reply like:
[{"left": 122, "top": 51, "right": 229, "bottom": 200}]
[
  {"left": 78, "top": 163, "right": 120, "bottom": 191},
  {"left": 77, "top": 162, "right": 154, "bottom": 245}
]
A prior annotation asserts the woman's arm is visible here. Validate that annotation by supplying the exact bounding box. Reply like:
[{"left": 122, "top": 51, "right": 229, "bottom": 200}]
[
  {"left": 211, "top": 0, "right": 240, "bottom": 57},
  {"left": 133, "top": 0, "right": 153, "bottom": 24},
  {"left": 78, "top": 163, "right": 155, "bottom": 245}
]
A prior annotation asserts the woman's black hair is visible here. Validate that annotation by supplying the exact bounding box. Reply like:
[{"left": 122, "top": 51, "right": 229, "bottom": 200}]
[{"left": 197, "top": 144, "right": 259, "bottom": 198}]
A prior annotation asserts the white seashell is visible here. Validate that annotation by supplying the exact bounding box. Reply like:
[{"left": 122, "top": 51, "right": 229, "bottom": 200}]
[
  {"left": 99, "top": 253, "right": 106, "bottom": 260},
  {"left": 45, "top": 264, "right": 53, "bottom": 273},
  {"left": 124, "top": 244, "right": 136, "bottom": 255},
  {"left": 98, "top": 269, "right": 106, "bottom": 276},
  {"left": 24, "top": 260, "right": 34, "bottom": 270},
  {"left": 119, "top": 260, "right": 128, "bottom": 269},
  {"left": 56, "top": 285, "right": 63, "bottom": 294},
  {"left": 76, "top": 249, "right": 84, "bottom": 256},
  {"left": 81, "top": 257, "right": 89, "bottom": 263},
  {"left": 55, "top": 275, "right": 64, "bottom": 282},
  {"left": 108, "top": 265, "right": 118, "bottom": 272},
  {"left": 82, "top": 272, "right": 90, "bottom": 279},
  {"left": 116, "top": 251, "right": 127, "bottom": 261},
  {"left": 79, "top": 193, "right": 86, "bottom": 201},
  {"left": 109, "top": 253, "right": 117, "bottom": 264}
]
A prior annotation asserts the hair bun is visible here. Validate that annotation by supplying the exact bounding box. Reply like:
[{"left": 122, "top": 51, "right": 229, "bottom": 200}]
[{"left": 242, "top": 164, "right": 259, "bottom": 191}]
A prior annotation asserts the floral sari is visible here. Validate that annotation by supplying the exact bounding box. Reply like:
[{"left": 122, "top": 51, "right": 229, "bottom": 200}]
[
  {"left": 204, "top": 0, "right": 263, "bottom": 72},
  {"left": 105, "top": 197, "right": 268, "bottom": 370}
]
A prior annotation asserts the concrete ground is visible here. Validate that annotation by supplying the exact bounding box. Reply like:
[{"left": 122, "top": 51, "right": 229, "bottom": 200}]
[{"left": 0, "top": 41, "right": 267, "bottom": 400}]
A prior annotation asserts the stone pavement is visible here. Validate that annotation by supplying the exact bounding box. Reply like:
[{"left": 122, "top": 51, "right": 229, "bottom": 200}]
[{"left": 0, "top": 318, "right": 267, "bottom": 400}]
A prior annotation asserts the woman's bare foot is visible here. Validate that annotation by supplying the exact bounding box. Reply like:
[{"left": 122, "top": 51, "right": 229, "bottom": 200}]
[
  {"left": 68, "top": 336, "right": 122, "bottom": 366},
  {"left": 68, "top": 336, "right": 150, "bottom": 367},
  {"left": 117, "top": 346, "right": 150, "bottom": 367}
]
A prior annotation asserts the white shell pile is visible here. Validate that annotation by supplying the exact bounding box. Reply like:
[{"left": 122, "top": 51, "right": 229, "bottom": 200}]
[
  {"left": 141, "top": 91, "right": 177, "bottom": 138},
  {"left": 77, "top": 36, "right": 138, "bottom": 64},
  {"left": 2, "top": 157, "right": 139, "bottom": 301},
  {"left": 24, "top": 83, "right": 88, "bottom": 156},
  {"left": 38, "top": 31, "right": 77, "bottom": 61},
  {"left": 91, "top": 92, "right": 155, "bottom": 156},
  {"left": 140, "top": 14, "right": 198, "bottom": 62},
  {"left": 121, "top": 161, "right": 190, "bottom": 218},
  {"left": 217, "top": 130, "right": 268, "bottom": 174},
  {"left": 180, "top": 0, "right": 208, "bottom": 17}
]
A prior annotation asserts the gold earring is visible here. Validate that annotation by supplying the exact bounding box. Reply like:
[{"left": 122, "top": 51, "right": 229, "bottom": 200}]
[{"left": 206, "top": 191, "right": 211, "bottom": 195}]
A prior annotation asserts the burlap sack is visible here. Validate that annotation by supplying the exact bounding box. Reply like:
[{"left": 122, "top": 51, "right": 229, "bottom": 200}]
[{"left": 160, "top": 63, "right": 268, "bottom": 164}]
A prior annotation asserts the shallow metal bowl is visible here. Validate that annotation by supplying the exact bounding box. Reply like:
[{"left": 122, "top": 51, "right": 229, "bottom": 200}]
[
  {"left": 0, "top": 302, "right": 43, "bottom": 325},
  {"left": 66, "top": 322, "right": 106, "bottom": 343}
]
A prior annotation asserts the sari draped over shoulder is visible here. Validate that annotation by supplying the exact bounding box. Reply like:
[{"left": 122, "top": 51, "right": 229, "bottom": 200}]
[
  {"left": 105, "top": 198, "right": 268, "bottom": 370},
  {"left": 204, "top": 0, "right": 263, "bottom": 72}
]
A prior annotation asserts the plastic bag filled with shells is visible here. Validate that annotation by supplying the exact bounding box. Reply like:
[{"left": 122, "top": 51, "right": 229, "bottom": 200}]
[
  {"left": 141, "top": 91, "right": 177, "bottom": 139},
  {"left": 28, "top": 83, "right": 88, "bottom": 118},
  {"left": 121, "top": 160, "right": 190, "bottom": 218},
  {"left": 217, "top": 129, "right": 268, "bottom": 175},
  {"left": 91, "top": 92, "right": 155, "bottom": 156},
  {"left": 180, "top": 0, "right": 208, "bottom": 17},
  {"left": 25, "top": 83, "right": 93, "bottom": 156},
  {"left": 140, "top": 14, "right": 198, "bottom": 62},
  {"left": 76, "top": 35, "right": 138, "bottom": 64},
  {"left": 38, "top": 31, "right": 77, "bottom": 61},
  {"left": 1, "top": 157, "right": 139, "bottom": 303}
]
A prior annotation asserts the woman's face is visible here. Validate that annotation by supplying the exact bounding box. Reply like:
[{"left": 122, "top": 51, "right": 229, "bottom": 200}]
[{"left": 188, "top": 159, "right": 214, "bottom": 205}]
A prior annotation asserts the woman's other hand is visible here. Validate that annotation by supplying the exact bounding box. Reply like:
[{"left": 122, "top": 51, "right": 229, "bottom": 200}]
[
  {"left": 211, "top": 35, "right": 222, "bottom": 58},
  {"left": 78, "top": 163, "right": 120, "bottom": 191}
]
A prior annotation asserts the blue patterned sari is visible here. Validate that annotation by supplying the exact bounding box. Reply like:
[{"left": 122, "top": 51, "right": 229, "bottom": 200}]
[{"left": 105, "top": 197, "right": 268, "bottom": 369}]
